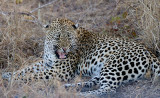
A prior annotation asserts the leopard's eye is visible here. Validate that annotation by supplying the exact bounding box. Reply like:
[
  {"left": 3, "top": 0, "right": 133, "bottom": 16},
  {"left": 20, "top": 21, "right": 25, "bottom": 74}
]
[
  {"left": 67, "top": 34, "right": 70, "bottom": 37},
  {"left": 68, "top": 35, "right": 73, "bottom": 40},
  {"left": 55, "top": 37, "right": 59, "bottom": 40},
  {"left": 66, "top": 33, "right": 71, "bottom": 38},
  {"left": 54, "top": 34, "right": 60, "bottom": 40}
]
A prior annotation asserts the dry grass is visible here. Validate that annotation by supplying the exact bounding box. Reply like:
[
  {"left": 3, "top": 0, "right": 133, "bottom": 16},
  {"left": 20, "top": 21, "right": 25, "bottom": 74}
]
[
  {"left": 0, "top": 0, "right": 159, "bottom": 98},
  {"left": 123, "top": 0, "right": 160, "bottom": 54}
]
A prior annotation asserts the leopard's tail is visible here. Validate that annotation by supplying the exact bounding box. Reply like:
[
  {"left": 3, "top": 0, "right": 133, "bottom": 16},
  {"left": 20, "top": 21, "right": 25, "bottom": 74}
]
[{"left": 1, "top": 59, "right": 44, "bottom": 82}]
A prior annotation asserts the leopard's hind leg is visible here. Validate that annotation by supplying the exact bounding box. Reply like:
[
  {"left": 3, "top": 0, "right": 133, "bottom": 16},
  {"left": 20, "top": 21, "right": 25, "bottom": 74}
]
[{"left": 79, "top": 66, "right": 120, "bottom": 96}]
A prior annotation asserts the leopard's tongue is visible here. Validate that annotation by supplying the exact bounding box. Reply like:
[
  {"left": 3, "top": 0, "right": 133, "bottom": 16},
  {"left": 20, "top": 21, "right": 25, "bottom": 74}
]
[{"left": 57, "top": 51, "right": 66, "bottom": 59}]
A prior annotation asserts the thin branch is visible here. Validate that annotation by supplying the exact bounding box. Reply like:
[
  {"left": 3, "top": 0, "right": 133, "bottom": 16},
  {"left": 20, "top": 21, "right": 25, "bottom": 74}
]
[
  {"left": 0, "top": 11, "right": 44, "bottom": 27},
  {"left": 0, "top": 0, "right": 57, "bottom": 27},
  {"left": 0, "top": 10, "right": 10, "bottom": 16},
  {"left": 20, "top": 12, "right": 44, "bottom": 27},
  {"left": 30, "top": 0, "right": 57, "bottom": 13}
]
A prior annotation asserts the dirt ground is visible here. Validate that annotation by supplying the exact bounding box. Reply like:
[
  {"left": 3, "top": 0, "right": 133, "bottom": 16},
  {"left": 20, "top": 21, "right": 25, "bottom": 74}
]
[
  {"left": 101, "top": 79, "right": 160, "bottom": 98},
  {"left": 0, "top": 0, "right": 160, "bottom": 98}
]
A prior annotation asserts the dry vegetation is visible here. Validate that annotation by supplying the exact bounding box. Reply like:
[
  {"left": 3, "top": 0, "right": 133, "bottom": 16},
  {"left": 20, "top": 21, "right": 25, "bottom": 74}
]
[{"left": 0, "top": 0, "right": 160, "bottom": 98}]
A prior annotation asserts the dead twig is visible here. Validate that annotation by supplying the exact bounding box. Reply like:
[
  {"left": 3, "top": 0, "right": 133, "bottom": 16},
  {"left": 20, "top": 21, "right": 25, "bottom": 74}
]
[
  {"left": 30, "top": 0, "right": 57, "bottom": 13},
  {"left": 0, "top": 0, "right": 58, "bottom": 27},
  {"left": 0, "top": 11, "right": 44, "bottom": 27}
]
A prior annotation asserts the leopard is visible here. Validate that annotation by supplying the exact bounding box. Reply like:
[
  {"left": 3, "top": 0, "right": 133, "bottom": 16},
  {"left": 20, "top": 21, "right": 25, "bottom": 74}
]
[{"left": 2, "top": 18, "right": 160, "bottom": 96}]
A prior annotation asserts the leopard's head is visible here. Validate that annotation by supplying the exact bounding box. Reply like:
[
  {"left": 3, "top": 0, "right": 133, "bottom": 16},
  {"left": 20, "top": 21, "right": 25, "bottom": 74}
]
[{"left": 44, "top": 18, "right": 78, "bottom": 59}]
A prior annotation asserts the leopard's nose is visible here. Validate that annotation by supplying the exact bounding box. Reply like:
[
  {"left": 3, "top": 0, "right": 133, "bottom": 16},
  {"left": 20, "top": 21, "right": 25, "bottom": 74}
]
[
  {"left": 63, "top": 48, "right": 67, "bottom": 52},
  {"left": 59, "top": 48, "right": 66, "bottom": 53}
]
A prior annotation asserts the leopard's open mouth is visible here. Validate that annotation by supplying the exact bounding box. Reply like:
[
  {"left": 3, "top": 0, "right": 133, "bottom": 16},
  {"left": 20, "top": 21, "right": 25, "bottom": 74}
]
[{"left": 55, "top": 48, "right": 67, "bottom": 59}]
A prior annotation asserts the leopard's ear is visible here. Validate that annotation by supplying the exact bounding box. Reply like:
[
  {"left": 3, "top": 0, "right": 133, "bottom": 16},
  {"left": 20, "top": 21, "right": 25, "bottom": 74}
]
[
  {"left": 44, "top": 24, "right": 50, "bottom": 28},
  {"left": 43, "top": 20, "right": 52, "bottom": 28},
  {"left": 75, "top": 23, "right": 79, "bottom": 28},
  {"left": 43, "top": 24, "right": 51, "bottom": 35},
  {"left": 72, "top": 25, "right": 77, "bottom": 29},
  {"left": 72, "top": 23, "right": 79, "bottom": 29}
]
